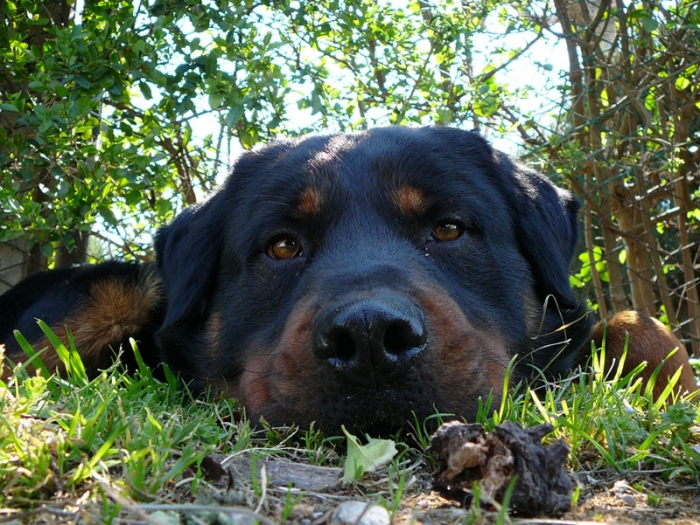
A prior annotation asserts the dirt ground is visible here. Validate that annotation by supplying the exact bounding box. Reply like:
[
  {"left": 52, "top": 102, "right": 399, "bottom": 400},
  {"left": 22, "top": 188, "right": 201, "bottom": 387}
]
[
  {"left": 208, "top": 453, "right": 700, "bottom": 525},
  {"left": 558, "top": 475, "right": 700, "bottom": 525},
  {"left": 394, "top": 476, "right": 700, "bottom": 524},
  {"left": 3, "top": 452, "right": 698, "bottom": 524}
]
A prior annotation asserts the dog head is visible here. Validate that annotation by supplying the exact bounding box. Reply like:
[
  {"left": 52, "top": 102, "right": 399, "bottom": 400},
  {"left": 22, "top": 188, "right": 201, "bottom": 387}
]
[{"left": 155, "top": 126, "right": 590, "bottom": 434}]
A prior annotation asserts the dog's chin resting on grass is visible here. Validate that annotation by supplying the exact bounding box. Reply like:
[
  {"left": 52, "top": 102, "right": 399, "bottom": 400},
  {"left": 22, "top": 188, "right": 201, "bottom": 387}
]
[{"left": 0, "top": 126, "right": 696, "bottom": 435}]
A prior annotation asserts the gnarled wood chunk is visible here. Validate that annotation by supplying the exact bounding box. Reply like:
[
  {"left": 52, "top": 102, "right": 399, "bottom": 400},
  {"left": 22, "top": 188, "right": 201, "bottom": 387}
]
[{"left": 430, "top": 421, "right": 573, "bottom": 517}]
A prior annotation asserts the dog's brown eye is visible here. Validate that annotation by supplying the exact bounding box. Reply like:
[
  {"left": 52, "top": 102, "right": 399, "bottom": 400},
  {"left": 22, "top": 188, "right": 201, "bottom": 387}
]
[
  {"left": 267, "top": 236, "right": 302, "bottom": 260},
  {"left": 432, "top": 222, "right": 462, "bottom": 242}
]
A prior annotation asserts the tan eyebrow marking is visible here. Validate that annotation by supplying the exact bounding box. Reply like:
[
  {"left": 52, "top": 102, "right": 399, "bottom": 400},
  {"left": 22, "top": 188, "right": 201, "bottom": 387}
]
[
  {"left": 393, "top": 185, "right": 427, "bottom": 216},
  {"left": 295, "top": 186, "right": 323, "bottom": 219}
]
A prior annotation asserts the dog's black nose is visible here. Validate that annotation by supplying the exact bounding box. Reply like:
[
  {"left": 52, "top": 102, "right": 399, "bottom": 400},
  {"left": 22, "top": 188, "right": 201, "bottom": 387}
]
[{"left": 313, "top": 294, "right": 427, "bottom": 382}]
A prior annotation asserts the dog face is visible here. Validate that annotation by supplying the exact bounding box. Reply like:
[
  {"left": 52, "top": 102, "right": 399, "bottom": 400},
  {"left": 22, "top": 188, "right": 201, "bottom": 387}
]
[{"left": 155, "top": 126, "right": 590, "bottom": 434}]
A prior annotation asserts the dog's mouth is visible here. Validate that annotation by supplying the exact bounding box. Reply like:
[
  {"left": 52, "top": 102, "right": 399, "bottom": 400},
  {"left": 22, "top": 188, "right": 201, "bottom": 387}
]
[
  {"left": 226, "top": 284, "right": 512, "bottom": 435},
  {"left": 262, "top": 379, "right": 451, "bottom": 436}
]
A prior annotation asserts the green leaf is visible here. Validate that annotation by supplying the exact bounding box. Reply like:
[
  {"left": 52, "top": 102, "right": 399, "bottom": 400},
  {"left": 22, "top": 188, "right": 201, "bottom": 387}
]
[
  {"left": 139, "top": 82, "right": 153, "bottom": 100},
  {"left": 205, "top": 51, "right": 218, "bottom": 75},
  {"left": 436, "top": 108, "right": 453, "bottom": 124},
  {"left": 687, "top": 208, "right": 700, "bottom": 222},
  {"left": 640, "top": 16, "right": 659, "bottom": 32},
  {"left": 74, "top": 76, "right": 93, "bottom": 89},
  {"left": 342, "top": 425, "right": 397, "bottom": 483},
  {"left": 40, "top": 242, "right": 54, "bottom": 258},
  {"left": 0, "top": 102, "right": 19, "bottom": 112},
  {"left": 225, "top": 105, "right": 245, "bottom": 128},
  {"left": 209, "top": 93, "right": 224, "bottom": 110},
  {"left": 155, "top": 198, "right": 173, "bottom": 218},
  {"left": 675, "top": 77, "right": 690, "bottom": 91}
]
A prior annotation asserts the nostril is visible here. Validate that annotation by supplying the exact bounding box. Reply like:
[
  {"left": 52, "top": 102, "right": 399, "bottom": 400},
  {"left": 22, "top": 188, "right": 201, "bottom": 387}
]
[
  {"left": 384, "top": 320, "right": 426, "bottom": 357},
  {"left": 333, "top": 330, "right": 356, "bottom": 363},
  {"left": 316, "top": 328, "right": 359, "bottom": 367}
]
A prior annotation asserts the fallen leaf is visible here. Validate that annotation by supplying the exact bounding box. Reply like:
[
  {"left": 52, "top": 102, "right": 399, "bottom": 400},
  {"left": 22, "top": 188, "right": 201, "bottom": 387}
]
[{"left": 342, "top": 425, "right": 397, "bottom": 483}]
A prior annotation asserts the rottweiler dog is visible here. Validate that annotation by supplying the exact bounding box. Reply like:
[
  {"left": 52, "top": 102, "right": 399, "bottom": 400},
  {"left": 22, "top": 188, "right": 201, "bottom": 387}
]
[{"left": 1, "top": 127, "right": 696, "bottom": 434}]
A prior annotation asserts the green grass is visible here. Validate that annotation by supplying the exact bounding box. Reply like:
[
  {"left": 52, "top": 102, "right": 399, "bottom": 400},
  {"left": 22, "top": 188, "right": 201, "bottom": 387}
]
[{"left": 1, "top": 329, "right": 698, "bottom": 524}]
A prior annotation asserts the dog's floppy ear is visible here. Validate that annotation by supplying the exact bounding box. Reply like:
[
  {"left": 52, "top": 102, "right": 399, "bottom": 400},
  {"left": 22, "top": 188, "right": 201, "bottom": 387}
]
[
  {"left": 496, "top": 153, "right": 581, "bottom": 309},
  {"left": 155, "top": 194, "right": 226, "bottom": 328}
]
